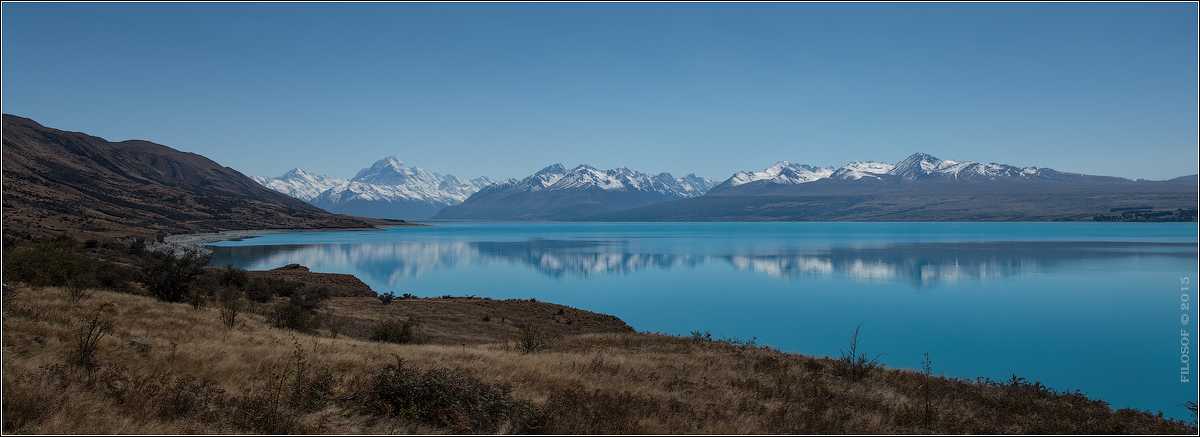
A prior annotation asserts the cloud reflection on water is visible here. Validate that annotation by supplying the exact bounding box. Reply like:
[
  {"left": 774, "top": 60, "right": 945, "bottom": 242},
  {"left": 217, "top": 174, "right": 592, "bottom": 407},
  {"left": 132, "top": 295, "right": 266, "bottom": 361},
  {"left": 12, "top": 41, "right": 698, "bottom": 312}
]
[{"left": 208, "top": 239, "right": 1193, "bottom": 288}]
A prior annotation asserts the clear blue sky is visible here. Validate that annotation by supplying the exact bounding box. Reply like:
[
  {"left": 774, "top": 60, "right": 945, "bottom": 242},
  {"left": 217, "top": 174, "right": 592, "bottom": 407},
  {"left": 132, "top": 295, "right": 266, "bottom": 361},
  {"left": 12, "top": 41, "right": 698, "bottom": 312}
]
[{"left": 3, "top": 2, "right": 1197, "bottom": 182}]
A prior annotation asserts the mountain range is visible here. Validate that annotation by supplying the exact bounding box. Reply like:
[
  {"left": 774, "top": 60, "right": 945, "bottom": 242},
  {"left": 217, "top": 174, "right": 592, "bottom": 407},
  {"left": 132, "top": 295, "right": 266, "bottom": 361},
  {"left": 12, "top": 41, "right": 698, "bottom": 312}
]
[
  {"left": 708, "top": 152, "right": 1148, "bottom": 194},
  {"left": 255, "top": 150, "right": 1194, "bottom": 222},
  {"left": 5, "top": 114, "right": 1193, "bottom": 232},
  {"left": 433, "top": 164, "right": 717, "bottom": 220},
  {"left": 254, "top": 157, "right": 495, "bottom": 219},
  {"left": 595, "top": 153, "right": 1197, "bottom": 222},
  {"left": 1, "top": 114, "right": 384, "bottom": 240},
  {"left": 254, "top": 160, "right": 717, "bottom": 220}
]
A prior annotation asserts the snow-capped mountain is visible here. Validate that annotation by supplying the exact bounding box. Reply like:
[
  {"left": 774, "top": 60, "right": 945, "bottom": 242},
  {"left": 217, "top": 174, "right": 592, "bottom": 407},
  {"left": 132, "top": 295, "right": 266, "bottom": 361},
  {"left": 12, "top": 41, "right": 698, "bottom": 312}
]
[
  {"left": 595, "top": 152, "right": 1195, "bottom": 222},
  {"left": 477, "top": 164, "right": 715, "bottom": 197},
  {"left": 712, "top": 152, "right": 1135, "bottom": 192},
  {"left": 434, "top": 164, "right": 717, "bottom": 220},
  {"left": 725, "top": 161, "right": 836, "bottom": 187},
  {"left": 883, "top": 152, "right": 1115, "bottom": 183},
  {"left": 253, "top": 156, "right": 495, "bottom": 219},
  {"left": 830, "top": 160, "right": 895, "bottom": 180},
  {"left": 252, "top": 169, "right": 349, "bottom": 201}
]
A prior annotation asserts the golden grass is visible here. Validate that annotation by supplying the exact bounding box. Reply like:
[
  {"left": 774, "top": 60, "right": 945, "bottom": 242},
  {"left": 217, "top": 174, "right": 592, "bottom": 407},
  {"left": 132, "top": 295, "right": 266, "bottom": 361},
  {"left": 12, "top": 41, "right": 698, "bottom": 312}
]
[{"left": 3, "top": 283, "right": 1197, "bottom": 434}]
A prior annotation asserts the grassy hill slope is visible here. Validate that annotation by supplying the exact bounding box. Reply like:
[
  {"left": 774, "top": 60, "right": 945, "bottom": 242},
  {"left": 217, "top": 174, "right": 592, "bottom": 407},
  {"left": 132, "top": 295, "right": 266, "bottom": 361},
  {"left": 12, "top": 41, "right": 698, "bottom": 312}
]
[
  {"left": 4, "top": 278, "right": 1196, "bottom": 434},
  {"left": 2, "top": 114, "right": 385, "bottom": 240}
]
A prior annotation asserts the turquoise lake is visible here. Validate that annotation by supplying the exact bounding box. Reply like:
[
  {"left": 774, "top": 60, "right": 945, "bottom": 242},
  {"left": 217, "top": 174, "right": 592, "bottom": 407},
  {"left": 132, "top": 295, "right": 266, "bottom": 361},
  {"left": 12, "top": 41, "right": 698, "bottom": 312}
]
[{"left": 205, "top": 222, "right": 1199, "bottom": 419}]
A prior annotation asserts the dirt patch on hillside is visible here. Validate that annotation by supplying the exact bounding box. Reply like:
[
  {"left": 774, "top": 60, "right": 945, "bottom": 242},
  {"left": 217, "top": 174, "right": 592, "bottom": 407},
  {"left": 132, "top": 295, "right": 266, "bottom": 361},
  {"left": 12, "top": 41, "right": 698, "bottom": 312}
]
[{"left": 325, "top": 296, "right": 635, "bottom": 345}]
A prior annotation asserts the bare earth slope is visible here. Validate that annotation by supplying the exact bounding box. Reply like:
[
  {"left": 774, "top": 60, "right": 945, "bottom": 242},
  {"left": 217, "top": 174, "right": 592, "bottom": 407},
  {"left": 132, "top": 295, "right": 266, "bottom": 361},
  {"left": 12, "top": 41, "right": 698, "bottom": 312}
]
[{"left": 2, "top": 114, "right": 386, "bottom": 240}]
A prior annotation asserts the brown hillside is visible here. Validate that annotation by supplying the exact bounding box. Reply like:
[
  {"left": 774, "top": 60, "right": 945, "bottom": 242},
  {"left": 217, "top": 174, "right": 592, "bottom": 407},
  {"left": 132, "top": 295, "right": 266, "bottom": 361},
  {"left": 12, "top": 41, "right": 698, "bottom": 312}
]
[{"left": 2, "top": 114, "right": 386, "bottom": 241}]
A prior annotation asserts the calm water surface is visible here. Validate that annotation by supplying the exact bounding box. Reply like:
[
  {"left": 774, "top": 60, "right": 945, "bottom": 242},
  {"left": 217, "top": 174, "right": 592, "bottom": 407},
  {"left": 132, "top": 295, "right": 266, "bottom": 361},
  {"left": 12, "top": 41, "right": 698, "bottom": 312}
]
[{"left": 206, "top": 222, "right": 1199, "bottom": 419}]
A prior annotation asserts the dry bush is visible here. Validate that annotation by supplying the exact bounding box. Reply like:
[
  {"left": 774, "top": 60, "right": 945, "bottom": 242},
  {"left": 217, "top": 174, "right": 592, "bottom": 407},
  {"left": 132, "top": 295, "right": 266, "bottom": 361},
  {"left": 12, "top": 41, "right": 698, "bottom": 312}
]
[
  {"left": 516, "top": 323, "right": 556, "bottom": 354},
  {"left": 370, "top": 316, "right": 424, "bottom": 344},
  {"left": 218, "top": 286, "right": 243, "bottom": 329},
  {"left": 353, "top": 355, "right": 548, "bottom": 433},
  {"left": 72, "top": 302, "right": 115, "bottom": 367},
  {"left": 139, "top": 248, "right": 209, "bottom": 303}
]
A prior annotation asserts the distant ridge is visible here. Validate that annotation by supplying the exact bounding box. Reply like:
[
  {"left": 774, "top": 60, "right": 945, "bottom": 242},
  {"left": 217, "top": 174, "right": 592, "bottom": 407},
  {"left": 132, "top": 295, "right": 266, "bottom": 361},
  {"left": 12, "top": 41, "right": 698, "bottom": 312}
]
[
  {"left": 434, "top": 164, "right": 717, "bottom": 220},
  {"left": 590, "top": 153, "right": 1197, "bottom": 222},
  {"left": 1, "top": 114, "right": 381, "bottom": 239}
]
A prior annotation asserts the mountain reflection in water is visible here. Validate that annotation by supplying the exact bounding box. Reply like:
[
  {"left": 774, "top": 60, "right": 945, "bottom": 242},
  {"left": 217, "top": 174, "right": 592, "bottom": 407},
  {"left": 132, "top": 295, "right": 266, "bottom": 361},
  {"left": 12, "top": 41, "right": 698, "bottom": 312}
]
[{"left": 208, "top": 239, "right": 1194, "bottom": 288}]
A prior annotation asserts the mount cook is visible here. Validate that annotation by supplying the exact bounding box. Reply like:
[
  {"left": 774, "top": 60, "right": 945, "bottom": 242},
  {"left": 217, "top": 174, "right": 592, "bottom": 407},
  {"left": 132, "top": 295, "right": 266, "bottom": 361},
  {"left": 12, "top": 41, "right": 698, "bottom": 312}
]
[{"left": 253, "top": 157, "right": 496, "bottom": 219}]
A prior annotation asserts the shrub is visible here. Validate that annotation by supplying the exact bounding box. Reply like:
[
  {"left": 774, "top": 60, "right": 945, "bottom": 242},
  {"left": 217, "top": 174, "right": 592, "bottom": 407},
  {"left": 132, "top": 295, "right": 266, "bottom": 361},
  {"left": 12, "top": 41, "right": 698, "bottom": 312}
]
[
  {"left": 219, "top": 264, "right": 250, "bottom": 289},
  {"left": 245, "top": 277, "right": 303, "bottom": 303},
  {"left": 357, "top": 356, "right": 545, "bottom": 433},
  {"left": 3, "top": 238, "right": 97, "bottom": 290},
  {"left": 218, "top": 286, "right": 244, "bottom": 329},
  {"left": 322, "top": 310, "right": 348, "bottom": 338},
  {"left": 266, "top": 287, "right": 330, "bottom": 332},
  {"left": 231, "top": 340, "right": 330, "bottom": 434},
  {"left": 378, "top": 291, "right": 396, "bottom": 305},
  {"left": 922, "top": 352, "right": 936, "bottom": 430},
  {"left": 74, "top": 302, "right": 115, "bottom": 367},
  {"left": 268, "top": 301, "right": 314, "bottom": 332},
  {"left": 835, "top": 323, "right": 885, "bottom": 382},
  {"left": 370, "top": 317, "right": 423, "bottom": 344},
  {"left": 93, "top": 260, "right": 135, "bottom": 293},
  {"left": 140, "top": 247, "right": 210, "bottom": 303},
  {"left": 187, "top": 273, "right": 220, "bottom": 310},
  {"left": 517, "top": 324, "right": 556, "bottom": 354},
  {"left": 289, "top": 286, "right": 329, "bottom": 312}
]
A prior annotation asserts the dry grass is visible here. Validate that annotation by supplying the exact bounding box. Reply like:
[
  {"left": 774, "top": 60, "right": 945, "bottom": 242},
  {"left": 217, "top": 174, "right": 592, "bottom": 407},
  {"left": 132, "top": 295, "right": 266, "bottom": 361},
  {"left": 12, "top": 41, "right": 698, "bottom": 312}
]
[{"left": 3, "top": 283, "right": 1197, "bottom": 434}]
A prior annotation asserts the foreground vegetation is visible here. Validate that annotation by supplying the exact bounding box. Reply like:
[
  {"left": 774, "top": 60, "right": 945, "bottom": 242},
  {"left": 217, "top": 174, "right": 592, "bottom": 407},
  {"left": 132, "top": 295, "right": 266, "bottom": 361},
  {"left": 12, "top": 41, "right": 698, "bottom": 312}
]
[{"left": 3, "top": 235, "right": 1197, "bottom": 434}]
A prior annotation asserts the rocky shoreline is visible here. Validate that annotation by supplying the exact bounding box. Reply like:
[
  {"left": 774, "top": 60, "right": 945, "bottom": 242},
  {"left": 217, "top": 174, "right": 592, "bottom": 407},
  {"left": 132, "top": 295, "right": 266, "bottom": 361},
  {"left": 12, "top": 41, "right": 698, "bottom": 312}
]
[{"left": 154, "top": 227, "right": 395, "bottom": 258}]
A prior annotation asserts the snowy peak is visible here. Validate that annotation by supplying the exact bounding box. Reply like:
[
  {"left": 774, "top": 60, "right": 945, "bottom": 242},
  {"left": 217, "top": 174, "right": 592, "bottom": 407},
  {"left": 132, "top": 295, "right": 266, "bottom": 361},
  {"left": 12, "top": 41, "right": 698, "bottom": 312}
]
[
  {"left": 351, "top": 156, "right": 442, "bottom": 187},
  {"left": 252, "top": 169, "right": 349, "bottom": 201},
  {"left": 716, "top": 152, "right": 1131, "bottom": 189},
  {"left": 526, "top": 164, "right": 717, "bottom": 196},
  {"left": 553, "top": 165, "right": 625, "bottom": 191},
  {"left": 253, "top": 156, "right": 497, "bottom": 219},
  {"left": 885, "top": 152, "right": 1060, "bottom": 181},
  {"left": 435, "top": 163, "right": 718, "bottom": 220},
  {"left": 516, "top": 164, "right": 569, "bottom": 191},
  {"left": 725, "top": 161, "right": 836, "bottom": 187},
  {"left": 888, "top": 152, "right": 955, "bottom": 180},
  {"left": 831, "top": 160, "right": 894, "bottom": 180},
  {"left": 504, "top": 164, "right": 716, "bottom": 195}
]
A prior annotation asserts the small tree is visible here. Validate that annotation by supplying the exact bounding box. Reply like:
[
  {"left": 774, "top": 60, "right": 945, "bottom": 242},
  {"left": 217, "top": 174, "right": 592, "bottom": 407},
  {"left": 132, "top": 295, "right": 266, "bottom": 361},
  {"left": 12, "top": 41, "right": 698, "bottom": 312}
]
[
  {"left": 836, "top": 323, "right": 885, "bottom": 382},
  {"left": 219, "top": 286, "right": 244, "bottom": 328},
  {"left": 268, "top": 287, "right": 330, "bottom": 332},
  {"left": 516, "top": 324, "right": 555, "bottom": 354},
  {"left": 141, "top": 247, "right": 210, "bottom": 303},
  {"left": 370, "top": 316, "right": 423, "bottom": 344},
  {"left": 74, "top": 302, "right": 115, "bottom": 367},
  {"left": 219, "top": 263, "right": 250, "bottom": 289}
]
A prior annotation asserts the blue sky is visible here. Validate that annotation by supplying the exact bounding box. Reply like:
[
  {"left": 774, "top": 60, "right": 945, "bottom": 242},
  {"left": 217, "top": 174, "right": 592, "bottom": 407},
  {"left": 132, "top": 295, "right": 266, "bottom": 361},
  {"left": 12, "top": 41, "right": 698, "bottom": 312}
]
[{"left": 3, "top": 2, "right": 1197, "bottom": 182}]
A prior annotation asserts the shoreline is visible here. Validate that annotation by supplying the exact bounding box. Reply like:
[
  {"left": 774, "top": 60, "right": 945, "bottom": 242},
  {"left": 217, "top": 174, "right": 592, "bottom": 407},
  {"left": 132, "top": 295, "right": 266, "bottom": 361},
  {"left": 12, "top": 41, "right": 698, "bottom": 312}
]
[
  {"left": 156, "top": 225, "right": 427, "bottom": 257},
  {"left": 162, "top": 227, "right": 388, "bottom": 246}
]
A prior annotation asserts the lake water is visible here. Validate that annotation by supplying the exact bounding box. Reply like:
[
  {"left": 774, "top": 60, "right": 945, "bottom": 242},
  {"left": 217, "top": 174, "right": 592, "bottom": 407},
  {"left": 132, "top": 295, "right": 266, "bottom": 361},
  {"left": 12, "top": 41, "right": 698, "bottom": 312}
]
[{"left": 205, "top": 222, "right": 1199, "bottom": 419}]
